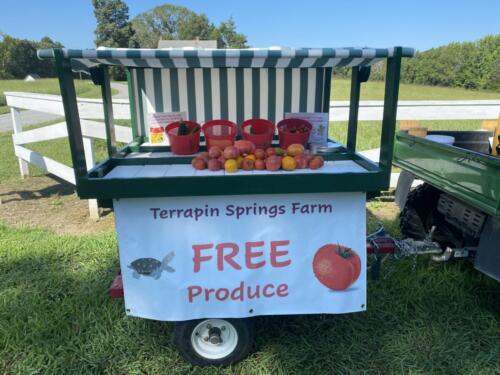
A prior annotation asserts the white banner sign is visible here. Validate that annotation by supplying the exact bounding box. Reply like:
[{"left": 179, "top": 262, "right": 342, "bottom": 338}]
[{"left": 114, "top": 192, "right": 366, "bottom": 321}]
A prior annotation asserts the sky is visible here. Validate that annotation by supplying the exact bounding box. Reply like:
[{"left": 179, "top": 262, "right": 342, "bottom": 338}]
[{"left": 1, "top": 0, "right": 499, "bottom": 51}]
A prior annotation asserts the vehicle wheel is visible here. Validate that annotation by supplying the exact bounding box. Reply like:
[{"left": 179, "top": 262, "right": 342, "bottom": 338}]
[
  {"left": 400, "top": 183, "right": 445, "bottom": 240},
  {"left": 174, "top": 318, "right": 253, "bottom": 366}
]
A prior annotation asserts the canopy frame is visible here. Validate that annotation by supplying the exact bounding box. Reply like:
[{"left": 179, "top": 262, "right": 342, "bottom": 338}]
[{"left": 47, "top": 46, "right": 408, "bottom": 200}]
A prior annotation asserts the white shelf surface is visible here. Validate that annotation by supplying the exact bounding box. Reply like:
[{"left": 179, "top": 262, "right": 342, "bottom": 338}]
[{"left": 103, "top": 160, "right": 368, "bottom": 179}]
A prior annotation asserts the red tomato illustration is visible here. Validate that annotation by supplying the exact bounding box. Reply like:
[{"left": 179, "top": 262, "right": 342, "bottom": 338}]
[{"left": 312, "top": 244, "right": 361, "bottom": 290}]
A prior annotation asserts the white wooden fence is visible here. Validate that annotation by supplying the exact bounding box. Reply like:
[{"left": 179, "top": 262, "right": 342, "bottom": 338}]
[
  {"left": 6, "top": 92, "right": 499, "bottom": 218},
  {"left": 6, "top": 91, "right": 132, "bottom": 218}
]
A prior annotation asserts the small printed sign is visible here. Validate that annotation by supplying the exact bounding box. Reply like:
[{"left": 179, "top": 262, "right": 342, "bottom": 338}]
[
  {"left": 285, "top": 112, "right": 329, "bottom": 145},
  {"left": 148, "top": 112, "right": 186, "bottom": 144},
  {"left": 114, "top": 192, "right": 366, "bottom": 321}
]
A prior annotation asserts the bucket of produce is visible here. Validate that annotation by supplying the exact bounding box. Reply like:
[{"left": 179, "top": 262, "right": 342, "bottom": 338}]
[
  {"left": 165, "top": 120, "right": 201, "bottom": 155},
  {"left": 240, "top": 119, "right": 275, "bottom": 149},
  {"left": 202, "top": 120, "right": 238, "bottom": 150},
  {"left": 277, "top": 118, "right": 312, "bottom": 149}
]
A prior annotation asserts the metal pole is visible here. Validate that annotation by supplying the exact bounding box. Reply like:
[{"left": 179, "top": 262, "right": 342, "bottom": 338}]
[
  {"left": 99, "top": 66, "right": 117, "bottom": 156},
  {"left": 346, "top": 67, "right": 361, "bottom": 152},
  {"left": 54, "top": 49, "right": 87, "bottom": 180},
  {"left": 379, "top": 47, "right": 402, "bottom": 176}
]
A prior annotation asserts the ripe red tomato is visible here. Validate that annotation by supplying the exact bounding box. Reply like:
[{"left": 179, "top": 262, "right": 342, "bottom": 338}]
[{"left": 312, "top": 244, "right": 361, "bottom": 290}]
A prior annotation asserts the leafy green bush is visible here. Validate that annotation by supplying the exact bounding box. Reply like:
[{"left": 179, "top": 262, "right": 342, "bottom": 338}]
[{"left": 0, "top": 35, "right": 63, "bottom": 79}]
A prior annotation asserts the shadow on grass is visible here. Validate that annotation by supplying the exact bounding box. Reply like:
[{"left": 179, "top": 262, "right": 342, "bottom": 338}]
[{"left": 0, "top": 174, "right": 75, "bottom": 203}]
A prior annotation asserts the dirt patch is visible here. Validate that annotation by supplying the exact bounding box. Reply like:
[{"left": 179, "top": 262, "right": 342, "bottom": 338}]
[
  {"left": 367, "top": 201, "right": 400, "bottom": 221},
  {"left": 0, "top": 175, "right": 115, "bottom": 235}
]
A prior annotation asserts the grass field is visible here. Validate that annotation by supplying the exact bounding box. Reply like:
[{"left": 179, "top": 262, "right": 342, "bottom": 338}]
[
  {"left": 0, "top": 78, "right": 112, "bottom": 114},
  {"left": 331, "top": 79, "right": 500, "bottom": 101}
]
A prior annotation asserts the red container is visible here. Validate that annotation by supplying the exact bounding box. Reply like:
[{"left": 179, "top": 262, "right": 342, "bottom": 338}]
[
  {"left": 202, "top": 120, "right": 237, "bottom": 150},
  {"left": 277, "top": 118, "right": 312, "bottom": 149},
  {"left": 240, "top": 119, "right": 275, "bottom": 149},
  {"left": 165, "top": 121, "right": 201, "bottom": 155}
]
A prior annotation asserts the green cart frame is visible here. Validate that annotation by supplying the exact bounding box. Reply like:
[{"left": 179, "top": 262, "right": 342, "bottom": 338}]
[
  {"left": 38, "top": 46, "right": 414, "bottom": 366},
  {"left": 38, "top": 47, "right": 414, "bottom": 201}
]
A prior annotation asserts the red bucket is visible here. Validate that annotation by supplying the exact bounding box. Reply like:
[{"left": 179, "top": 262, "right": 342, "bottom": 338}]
[
  {"left": 240, "top": 119, "right": 275, "bottom": 149},
  {"left": 277, "top": 118, "right": 312, "bottom": 149},
  {"left": 202, "top": 120, "right": 237, "bottom": 150},
  {"left": 165, "top": 121, "right": 201, "bottom": 155}
]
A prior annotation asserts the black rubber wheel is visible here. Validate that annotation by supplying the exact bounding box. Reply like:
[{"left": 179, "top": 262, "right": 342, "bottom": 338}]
[
  {"left": 174, "top": 318, "right": 254, "bottom": 366},
  {"left": 400, "top": 183, "right": 443, "bottom": 240}
]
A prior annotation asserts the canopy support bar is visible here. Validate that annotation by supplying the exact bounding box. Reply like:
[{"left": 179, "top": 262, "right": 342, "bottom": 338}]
[
  {"left": 54, "top": 49, "right": 87, "bottom": 180},
  {"left": 99, "top": 66, "right": 117, "bottom": 157},
  {"left": 347, "top": 66, "right": 371, "bottom": 152},
  {"left": 379, "top": 46, "right": 403, "bottom": 177},
  {"left": 347, "top": 68, "right": 361, "bottom": 152}
]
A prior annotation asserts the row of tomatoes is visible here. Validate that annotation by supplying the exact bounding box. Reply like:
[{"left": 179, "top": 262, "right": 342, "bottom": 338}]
[{"left": 191, "top": 141, "right": 325, "bottom": 173}]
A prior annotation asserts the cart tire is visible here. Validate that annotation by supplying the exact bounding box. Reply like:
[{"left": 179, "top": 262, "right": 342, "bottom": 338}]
[
  {"left": 174, "top": 318, "right": 253, "bottom": 366},
  {"left": 399, "top": 183, "right": 446, "bottom": 242}
]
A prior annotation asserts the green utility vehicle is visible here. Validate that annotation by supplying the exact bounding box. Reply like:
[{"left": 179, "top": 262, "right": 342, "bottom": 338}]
[{"left": 394, "top": 129, "right": 500, "bottom": 281}]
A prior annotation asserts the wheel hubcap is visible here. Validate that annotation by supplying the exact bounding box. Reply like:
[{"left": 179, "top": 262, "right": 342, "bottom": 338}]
[{"left": 191, "top": 319, "right": 238, "bottom": 360}]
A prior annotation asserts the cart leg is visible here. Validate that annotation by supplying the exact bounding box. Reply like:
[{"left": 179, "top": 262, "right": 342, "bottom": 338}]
[{"left": 174, "top": 318, "right": 254, "bottom": 366}]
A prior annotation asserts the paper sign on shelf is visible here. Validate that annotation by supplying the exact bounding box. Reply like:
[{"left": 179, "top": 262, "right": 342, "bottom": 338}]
[
  {"left": 285, "top": 112, "right": 329, "bottom": 145},
  {"left": 114, "top": 192, "right": 366, "bottom": 321},
  {"left": 148, "top": 112, "right": 186, "bottom": 144}
]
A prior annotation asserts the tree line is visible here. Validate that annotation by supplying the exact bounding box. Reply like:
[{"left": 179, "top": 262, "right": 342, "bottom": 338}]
[
  {"left": 336, "top": 34, "right": 500, "bottom": 92},
  {"left": 0, "top": 35, "right": 63, "bottom": 79}
]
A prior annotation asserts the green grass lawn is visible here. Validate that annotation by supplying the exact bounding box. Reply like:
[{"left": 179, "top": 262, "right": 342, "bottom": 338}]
[
  {"left": 330, "top": 119, "right": 482, "bottom": 151},
  {"left": 331, "top": 79, "right": 500, "bottom": 101},
  {"left": 0, "top": 78, "right": 115, "bottom": 114}
]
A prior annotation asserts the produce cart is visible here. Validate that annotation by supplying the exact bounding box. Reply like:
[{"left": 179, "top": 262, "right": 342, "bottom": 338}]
[{"left": 38, "top": 46, "right": 414, "bottom": 366}]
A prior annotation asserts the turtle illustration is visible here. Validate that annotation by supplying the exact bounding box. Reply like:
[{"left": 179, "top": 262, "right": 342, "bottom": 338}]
[{"left": 128, "top": 251, "right": 175, "bottom": 280}]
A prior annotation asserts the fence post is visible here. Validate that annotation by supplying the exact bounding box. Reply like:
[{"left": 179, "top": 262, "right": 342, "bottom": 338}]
[
  {"left": 10, "top": 107, "right": 29, "bottom": 178},
  {"left": 83, "top": 135, "right": 100, "bottom": 219}
]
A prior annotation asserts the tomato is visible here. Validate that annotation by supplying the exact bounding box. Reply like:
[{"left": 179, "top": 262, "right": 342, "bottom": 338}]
[{"left": 312, "top": 244, "right": 361, "bottom": 290}]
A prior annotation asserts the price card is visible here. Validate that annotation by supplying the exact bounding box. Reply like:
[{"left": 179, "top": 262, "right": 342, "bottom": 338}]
[{"left": 148, "top": 112, "right": 186, "bottom": 144}]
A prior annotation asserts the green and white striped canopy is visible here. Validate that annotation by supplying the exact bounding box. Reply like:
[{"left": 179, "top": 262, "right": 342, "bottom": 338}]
[
  {"left": 38, "top": 47, "right": 414, "bottom": 137},
  {"left": 129, "top": 66, "right": 331, "bottom": 133},
  {"left": 38, "top": 47, "right": 415, "bottom": 70}
]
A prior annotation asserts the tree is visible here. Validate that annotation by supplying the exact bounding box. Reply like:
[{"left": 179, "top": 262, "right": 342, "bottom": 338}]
[
  {"left": 211, "top": 18, "right": 247, "bottom": 48},
  {"left": 93, "top": 0, "right": 135, "bottom": 48},
  {"left": 0, "top": 35, "right": 36, "bottom": 79},
  {"left": 0, "top": 34, "right": 63, "bottom": 79},
  {"left": 37, "top": 37, "right": 64, "bottom": 77},
  {"left": 334, "top": 34, "right": 500, "bottom": 92},
  {"left": 93, "top": 0, "right": 135, "bottom": 80},
  {"left": 131, "top": 4, "right": 247, "bottom": 48}
]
